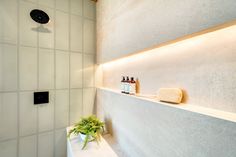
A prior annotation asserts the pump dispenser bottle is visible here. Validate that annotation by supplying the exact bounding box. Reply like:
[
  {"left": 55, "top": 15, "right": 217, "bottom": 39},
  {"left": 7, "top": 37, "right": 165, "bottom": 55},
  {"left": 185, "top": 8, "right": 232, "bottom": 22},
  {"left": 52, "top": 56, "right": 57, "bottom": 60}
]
[
  {"left": 130, "top": 77, "right": 136, "bottom": 95},
  {"left": 125, "top": 76, "right": 130, "bottom": 94},
  {"left": 121, "top": 76, "right": 125, "bottom": 93}
]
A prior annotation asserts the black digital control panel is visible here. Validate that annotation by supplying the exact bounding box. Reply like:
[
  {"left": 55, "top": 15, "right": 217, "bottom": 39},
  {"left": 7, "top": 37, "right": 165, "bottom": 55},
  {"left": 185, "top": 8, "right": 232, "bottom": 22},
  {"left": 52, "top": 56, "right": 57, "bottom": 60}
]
[{"left": 34, "top": 91, "right": 49, "bottom": 105}]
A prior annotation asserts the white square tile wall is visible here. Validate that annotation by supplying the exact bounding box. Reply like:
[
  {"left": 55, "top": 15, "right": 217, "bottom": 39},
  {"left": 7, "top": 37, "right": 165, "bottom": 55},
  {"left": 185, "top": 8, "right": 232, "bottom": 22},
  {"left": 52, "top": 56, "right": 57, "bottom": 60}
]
[
  {"left": 83, "top": 0, "right": 96, "bottom": 19},
  {"left": 38, "top": 132, "right": 54, "bottom": 157},
  {"left": 70, "top": 89, "right": 83, "bottom": 125},
  {"left": 38, "top": 0, "right": 54, "bottom": 8},
  {"left": 70, "top": 15, "right": 83, "bottom": 52},
  {"left": 19, "top": 46, "right": 37, "bottom": 90},
  {"left": 55, "top": 129, "right": 67, "bottom": 157},
  {"left": 38, "top": 6, "right": 55, "bottom": 49},
  {"left": 19, "top": 1, "right": 37, "bottom": 47},
  {"left": 0, "top": 0, "right": 96, "bottom": 156},
  {"left": 56, "top": 50, "right": 69, "bottom": 89},
  {"left": 83, "top": 88, "right": 95, "bottom": 116},
  {"left": 19, "top": 136, "right": 37, "bottom": 157},
  {"left": 70, "top": 0, "right": 83, "bottom": 16},
  {"left": 19, "top": 92, "right": 37, "bottom": 136},
  {"left": 55, "top": 90, "right": 69, "bottom": 129},
  {"left": 83, "top": 54, "right": 95, "bottom": 87},
  {"left": 0, "top": 93, "right": 18, "bottom": 141},
  {"left": 38, "top": 91, "right": 54, "bottom": 132},
  {"left": 55, "top": 11, "right": 69, "bottom": 50},
  {"left": 39, "top": 48, "right": 54, "bottom": 89},
  {"left": 0, "top": 44, "right": 17, "bottom": 91},
  {"left": 70, "top": 52, "right": 83, "bottom": 88},
  {"left": 83, "top": 19, "right": 95, "bottom": 54},
  {"left": 0, "top": 0, "right": 18, "bottom": 44},
  {"left": 0, "top": 140, "right": 17, "bottom": 157},
  {"left": 56, "top": 0, "right": 69, "bottom": 12}
]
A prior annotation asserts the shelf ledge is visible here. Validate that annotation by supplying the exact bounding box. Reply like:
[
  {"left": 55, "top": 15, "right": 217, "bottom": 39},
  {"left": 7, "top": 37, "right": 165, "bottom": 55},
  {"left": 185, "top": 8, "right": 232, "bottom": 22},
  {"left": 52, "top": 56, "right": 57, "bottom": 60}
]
[{"left": 98, "top": 87, "right": 236, "bottom": 123}]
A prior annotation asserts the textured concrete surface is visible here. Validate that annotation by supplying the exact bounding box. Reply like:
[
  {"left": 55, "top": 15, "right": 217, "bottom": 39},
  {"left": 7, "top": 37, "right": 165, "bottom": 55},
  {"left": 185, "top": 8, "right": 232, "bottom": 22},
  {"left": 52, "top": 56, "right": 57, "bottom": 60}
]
[
  {"left": 96, "top": 1, "right": 236, "bottom": 157},
  {"left": 103, "top": 134, "right": 128, "bottom": 157},
  {"left": 101, "top": 25, "right": 236, "bottom": 113},
  {"left": 96, "top": 0, "right": 236, "bottom": 63},
  {"left": 96, "top": 88, "right": 236, "bottom": 157}
]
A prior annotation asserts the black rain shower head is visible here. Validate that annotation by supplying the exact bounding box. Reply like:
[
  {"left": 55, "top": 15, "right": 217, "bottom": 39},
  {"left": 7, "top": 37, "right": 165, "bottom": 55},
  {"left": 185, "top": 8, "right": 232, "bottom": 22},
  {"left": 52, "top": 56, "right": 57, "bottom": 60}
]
[{"left": 30, "top": 9, "right": 50, "bottom": 24}]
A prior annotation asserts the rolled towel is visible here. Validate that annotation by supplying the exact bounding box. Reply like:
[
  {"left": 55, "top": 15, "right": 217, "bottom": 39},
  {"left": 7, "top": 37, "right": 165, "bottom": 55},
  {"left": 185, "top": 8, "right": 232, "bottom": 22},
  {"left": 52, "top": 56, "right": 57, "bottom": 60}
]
[{"left": 157, "top": 88, "right": 183, "bottom": 104}]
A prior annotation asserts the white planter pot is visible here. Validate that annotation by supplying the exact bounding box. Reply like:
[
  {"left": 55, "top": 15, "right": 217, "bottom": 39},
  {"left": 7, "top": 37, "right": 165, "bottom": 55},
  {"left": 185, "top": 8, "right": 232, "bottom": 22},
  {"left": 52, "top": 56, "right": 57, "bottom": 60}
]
[{"left": 79, "top": 133, "right": 93, "bottom": 141}]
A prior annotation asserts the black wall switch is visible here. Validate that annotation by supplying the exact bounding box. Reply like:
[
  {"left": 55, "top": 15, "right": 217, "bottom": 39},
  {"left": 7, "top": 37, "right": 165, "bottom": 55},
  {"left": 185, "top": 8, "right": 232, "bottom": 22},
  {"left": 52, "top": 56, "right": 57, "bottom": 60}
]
[{"left": 34, "top": 91, "right": 49, "bottom": 105}]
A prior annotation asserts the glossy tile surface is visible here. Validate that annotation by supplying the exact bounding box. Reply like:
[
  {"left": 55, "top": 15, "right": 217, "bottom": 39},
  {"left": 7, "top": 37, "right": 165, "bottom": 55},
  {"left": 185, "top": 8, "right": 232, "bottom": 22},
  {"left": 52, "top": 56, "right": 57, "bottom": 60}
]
[
  {"left": 19, "top": 136, "right": 37, "bottom": 157},
  {"left": 0, "top": 44, "right": 17, "bottom": 91},
  {"left": 38, "top": 132, "right": 54, "bottom": 157},
  {"left": 39, "top": 49, "right": 54, "bottom": 89},
  {"left": 70, "top": 52, "right": 83, "bottom": 88},
  {"left": 55, "top": 11, "right": 69, "bottom": 50},
  {"left": 0, "top": 0, "right": 17, "bottom": 44},
  {"left": 0, "top": 93, "right": 18, "bottom": 141},
  {"left": 19, "top": 92, "right": 37, "bottom": 136},
  {"left": 0, "top": 140, "right": 17, "bottom": 157},
  {"left": 83, "top": 54, "right": 95, "bottom": 87},
  {"left": 70, "top": 15, "right": 83, "bottom": 52},
  {"left": 19, "top": 1, "right": 37, "bottom": 47},
  {"left": 55, "top": 90, "right": 69, "bottom": 129},
  {"left": 19, "top": 46, "right": 37, "bottom": 90},
  {"left": 83, "top": 19, "right": 95, "bottom": 54},
  {"left": 70, "top": 89, "right": 83, "bottom": 124},
  {"left": 38, "top": 91, "right": 54, "bottom": 132},
  {"left": 56, "top": 50, "right": 69, "bottom": 89}
]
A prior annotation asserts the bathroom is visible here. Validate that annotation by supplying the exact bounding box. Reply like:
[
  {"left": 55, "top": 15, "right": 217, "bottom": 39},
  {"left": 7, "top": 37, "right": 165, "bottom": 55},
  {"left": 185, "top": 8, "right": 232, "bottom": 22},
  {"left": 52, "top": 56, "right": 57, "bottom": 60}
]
[{"left": 0, "top": 0, "right": 236, "bottom": 157}]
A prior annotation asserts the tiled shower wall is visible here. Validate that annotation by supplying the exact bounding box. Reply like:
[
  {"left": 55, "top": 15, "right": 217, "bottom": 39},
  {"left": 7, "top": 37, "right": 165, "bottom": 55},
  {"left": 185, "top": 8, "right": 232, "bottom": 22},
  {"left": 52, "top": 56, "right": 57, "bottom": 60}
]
[{"left": 0, "top": 0, "right": 96, "bottom": 157}]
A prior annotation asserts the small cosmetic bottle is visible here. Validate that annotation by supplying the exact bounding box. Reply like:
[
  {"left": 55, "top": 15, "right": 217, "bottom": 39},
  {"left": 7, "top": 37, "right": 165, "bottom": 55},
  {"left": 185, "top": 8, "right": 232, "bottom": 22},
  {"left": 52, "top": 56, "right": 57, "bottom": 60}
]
[
  {"left": 130, "top": 77, "right": 136, "bottom": 95},
  {"left": 121, "top": 76, "right": 125, "bottom": 93},
  {"left": 125, "top": 76, "right": 130, "bottom": 94}
]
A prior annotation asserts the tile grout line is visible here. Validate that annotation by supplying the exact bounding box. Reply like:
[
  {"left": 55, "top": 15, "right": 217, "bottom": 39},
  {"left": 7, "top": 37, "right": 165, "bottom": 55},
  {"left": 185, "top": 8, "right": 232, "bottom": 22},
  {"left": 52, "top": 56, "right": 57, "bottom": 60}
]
[
  {"left": 82, "top": 0, "right": 85, "bottom": 118},
  {"left": 16, "top": 0, "right": 20, "bottom": 157},
  {"left": 0, "top": 87, "right": 86, "bottom": 94},
  {"left": 36, "top": 0, "right": 39, "bottom": 157},
  {"left": 68, "top": 0, "right": 72, "bottom": 126},
  {"left": 9, "top": 43, "right": 94, "bottom": 55},
  {"left": 53, "top": 0, "right": 56, "bottom": 156},
  {"left": 0, "top": 137, "right": 20, "bottom": 144},
  {"left": 0, "top": 41, "right": 96, "bottom": 55},
  {"left": 0, "top": 42, "right": 17, "bottom": 46},
  {"left": 17, "top": 129, "right": 62, "bottom": 139}
]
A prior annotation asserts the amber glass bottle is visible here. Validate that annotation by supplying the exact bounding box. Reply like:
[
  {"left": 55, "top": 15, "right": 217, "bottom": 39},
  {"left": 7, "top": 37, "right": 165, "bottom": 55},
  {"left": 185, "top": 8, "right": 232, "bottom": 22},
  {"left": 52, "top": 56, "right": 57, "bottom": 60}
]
[{"left": 130, "top": 77, "right": 136, "bottom": 95}]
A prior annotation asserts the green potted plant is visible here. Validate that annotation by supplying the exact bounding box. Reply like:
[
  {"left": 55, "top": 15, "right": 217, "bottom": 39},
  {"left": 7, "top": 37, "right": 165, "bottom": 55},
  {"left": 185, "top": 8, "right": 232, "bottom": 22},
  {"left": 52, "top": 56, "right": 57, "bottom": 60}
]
[{"left": 68, "top": 115, "right": 105, "bottom": 149}]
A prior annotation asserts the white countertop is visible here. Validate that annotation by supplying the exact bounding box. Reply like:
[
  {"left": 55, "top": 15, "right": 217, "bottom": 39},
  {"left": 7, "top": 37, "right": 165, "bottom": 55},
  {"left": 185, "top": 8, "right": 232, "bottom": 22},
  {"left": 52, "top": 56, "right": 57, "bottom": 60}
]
[{"left": 67, "top": 127, "right": 118, "bottom": 157}]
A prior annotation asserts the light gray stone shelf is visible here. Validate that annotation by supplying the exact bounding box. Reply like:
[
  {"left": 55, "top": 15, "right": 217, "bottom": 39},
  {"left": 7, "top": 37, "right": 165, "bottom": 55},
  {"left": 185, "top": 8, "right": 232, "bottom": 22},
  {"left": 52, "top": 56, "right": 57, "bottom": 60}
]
[{"left": 98, "top": 87, "right": 236, "bottom": 123}]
